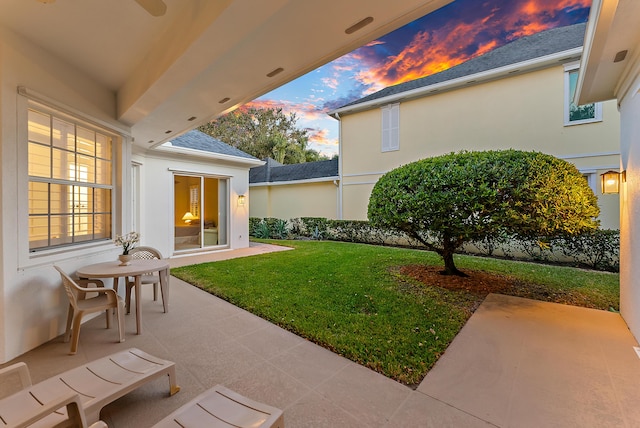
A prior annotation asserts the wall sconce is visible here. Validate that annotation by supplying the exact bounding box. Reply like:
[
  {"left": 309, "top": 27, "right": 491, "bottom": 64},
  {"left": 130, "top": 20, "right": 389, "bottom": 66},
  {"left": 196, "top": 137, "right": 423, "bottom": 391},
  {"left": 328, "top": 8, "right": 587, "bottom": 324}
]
[
  {"left": 237, "top": 194, "right": 246, "bottom": 206},
  {"left": 601, "top": 170, "right": 625, "bottom": 194},
  {"left": 182, "top": 211, "right": 196, "bottom": 224}
]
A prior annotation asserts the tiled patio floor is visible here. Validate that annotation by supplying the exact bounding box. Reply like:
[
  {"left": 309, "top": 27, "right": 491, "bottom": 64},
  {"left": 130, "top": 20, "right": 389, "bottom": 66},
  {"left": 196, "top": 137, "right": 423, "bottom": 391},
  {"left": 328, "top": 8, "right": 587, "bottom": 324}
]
[{"left": 3, "top": 243, "right": 640, "bottom": 427}]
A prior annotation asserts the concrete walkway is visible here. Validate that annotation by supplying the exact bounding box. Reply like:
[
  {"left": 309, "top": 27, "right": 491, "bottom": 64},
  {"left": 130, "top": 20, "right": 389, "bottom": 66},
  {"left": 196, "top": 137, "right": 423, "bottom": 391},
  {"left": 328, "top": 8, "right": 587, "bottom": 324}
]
[
  {"left": 420, "top": 294, "right": 640, "bottom": 427},
  {"left": 2, "top": 244, "right": 639, "bottom": 427}
]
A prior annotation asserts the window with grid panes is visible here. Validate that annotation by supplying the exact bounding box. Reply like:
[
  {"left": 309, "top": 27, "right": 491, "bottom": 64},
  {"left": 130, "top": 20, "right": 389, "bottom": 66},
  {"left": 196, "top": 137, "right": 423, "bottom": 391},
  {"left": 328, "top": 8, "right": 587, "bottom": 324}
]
[{"left": 28, "top": 106, "right": 113, "bottom": 251}]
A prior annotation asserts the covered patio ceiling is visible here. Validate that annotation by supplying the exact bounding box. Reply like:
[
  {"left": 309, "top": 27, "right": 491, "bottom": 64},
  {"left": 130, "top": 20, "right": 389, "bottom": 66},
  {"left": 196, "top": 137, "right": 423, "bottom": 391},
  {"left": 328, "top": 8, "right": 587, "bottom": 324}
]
[
  {"left": 0, "top": 0, "right": 452, "bottom": 150},
  {"left": 576, "top": 0, "right": 640, "bottom": 105}
]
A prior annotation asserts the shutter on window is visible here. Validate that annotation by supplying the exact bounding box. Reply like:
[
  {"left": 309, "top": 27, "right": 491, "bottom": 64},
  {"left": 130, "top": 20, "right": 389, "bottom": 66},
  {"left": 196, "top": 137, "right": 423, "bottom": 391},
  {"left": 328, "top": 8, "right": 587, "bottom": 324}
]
[
  {"left": 389, "top": 104, "right": 399, "bottom": 151},
  {"left": 381, "top": 104, "right": 399, "bottom": 152}
]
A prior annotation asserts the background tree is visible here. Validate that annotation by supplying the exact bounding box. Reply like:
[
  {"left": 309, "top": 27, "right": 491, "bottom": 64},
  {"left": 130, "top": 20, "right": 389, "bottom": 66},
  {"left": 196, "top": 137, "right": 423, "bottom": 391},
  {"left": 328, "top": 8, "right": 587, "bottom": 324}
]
[
  {"left": 367, "top": 150, "right": 600, "bottom": 276},
  {"left": 199, "top": 107, "right": 326, "bottom": 164}
]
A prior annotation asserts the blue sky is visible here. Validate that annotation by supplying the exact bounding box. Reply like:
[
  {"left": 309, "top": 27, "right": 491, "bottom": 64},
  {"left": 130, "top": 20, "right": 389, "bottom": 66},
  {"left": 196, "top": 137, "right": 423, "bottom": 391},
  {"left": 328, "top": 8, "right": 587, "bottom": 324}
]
[{"left": 246, "top": 0, "right": 591, "bottom": 158}]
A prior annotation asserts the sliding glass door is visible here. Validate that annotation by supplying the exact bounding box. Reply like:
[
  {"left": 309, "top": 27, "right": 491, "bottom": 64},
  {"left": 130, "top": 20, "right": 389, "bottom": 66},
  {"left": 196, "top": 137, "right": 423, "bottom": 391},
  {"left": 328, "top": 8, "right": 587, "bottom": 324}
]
[{"left": 174, "top": 174, "right": 228, "bottom": 252}]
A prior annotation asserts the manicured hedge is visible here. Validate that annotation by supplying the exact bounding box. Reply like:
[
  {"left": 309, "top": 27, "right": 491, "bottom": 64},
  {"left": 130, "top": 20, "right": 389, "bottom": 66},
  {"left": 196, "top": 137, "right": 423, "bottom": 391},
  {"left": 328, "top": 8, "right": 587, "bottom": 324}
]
[{"left": 249, "top": 217, "right": 620, "bottom": 272}]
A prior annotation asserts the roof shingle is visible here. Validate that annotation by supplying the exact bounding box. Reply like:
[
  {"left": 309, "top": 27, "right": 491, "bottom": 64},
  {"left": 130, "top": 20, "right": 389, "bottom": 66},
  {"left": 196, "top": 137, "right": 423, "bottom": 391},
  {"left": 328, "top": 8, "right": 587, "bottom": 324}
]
[
  {"left": 250, "top": 158, "right": 338, "bottom": 183},
  {"left": 169, "top": 130, "right": 258, "bottom": 160}
]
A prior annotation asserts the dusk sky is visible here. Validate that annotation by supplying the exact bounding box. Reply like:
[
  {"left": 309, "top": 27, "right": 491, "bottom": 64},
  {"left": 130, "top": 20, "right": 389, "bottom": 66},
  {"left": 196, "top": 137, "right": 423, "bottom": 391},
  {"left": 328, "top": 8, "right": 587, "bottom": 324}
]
[{"left": 245, "top": 0, "right": 591, "bottom": 158}]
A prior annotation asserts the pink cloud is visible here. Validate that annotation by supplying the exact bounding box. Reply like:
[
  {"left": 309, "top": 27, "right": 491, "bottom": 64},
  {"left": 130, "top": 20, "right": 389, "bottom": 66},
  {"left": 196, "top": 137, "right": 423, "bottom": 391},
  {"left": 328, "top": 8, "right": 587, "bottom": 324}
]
[
  {"left": 353, "top": 0, "right": 591, "bottom": 90},
  {"left": 308, "top": 128, "right": 338, "bottom": 156},
  {"left": 364, "top": 40, "right": 385, "bottom": 47},
  {"left": 321, "top": 77, "right": 339, "bottom": 90},
  {"left": 244, "top": 99, "right": 326, "bottom": 122}
]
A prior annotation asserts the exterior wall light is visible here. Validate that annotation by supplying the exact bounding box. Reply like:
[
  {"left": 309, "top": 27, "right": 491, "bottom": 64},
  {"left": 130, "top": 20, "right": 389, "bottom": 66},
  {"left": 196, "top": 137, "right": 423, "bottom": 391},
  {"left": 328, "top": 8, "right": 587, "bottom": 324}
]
[
  {"left": 238, "top": 194, "right": 246, "bottom": 206},
  {"left": 601, "top": 170, "right": 625, "bottom": 194}
]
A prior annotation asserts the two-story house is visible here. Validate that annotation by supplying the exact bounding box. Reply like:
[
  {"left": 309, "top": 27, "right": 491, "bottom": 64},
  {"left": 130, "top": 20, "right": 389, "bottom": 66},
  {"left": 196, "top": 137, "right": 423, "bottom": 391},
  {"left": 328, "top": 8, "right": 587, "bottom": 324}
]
[{"left": 330, "top": 23, "right": 621, "bottom": 229}]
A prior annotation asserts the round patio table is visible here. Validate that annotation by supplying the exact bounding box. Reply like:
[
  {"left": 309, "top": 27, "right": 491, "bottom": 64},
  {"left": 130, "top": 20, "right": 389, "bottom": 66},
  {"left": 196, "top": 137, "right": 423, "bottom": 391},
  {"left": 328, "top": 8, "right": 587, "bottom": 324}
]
[{"left": 76, "top": 259, "right": 169, "bottom": 335}]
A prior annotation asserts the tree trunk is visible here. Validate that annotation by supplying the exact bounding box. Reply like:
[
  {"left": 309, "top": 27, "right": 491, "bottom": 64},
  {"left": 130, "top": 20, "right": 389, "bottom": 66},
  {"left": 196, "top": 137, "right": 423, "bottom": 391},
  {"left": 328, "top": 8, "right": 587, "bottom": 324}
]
[{"left": 441, "top": 250, "right": 467, "bottom": 277}]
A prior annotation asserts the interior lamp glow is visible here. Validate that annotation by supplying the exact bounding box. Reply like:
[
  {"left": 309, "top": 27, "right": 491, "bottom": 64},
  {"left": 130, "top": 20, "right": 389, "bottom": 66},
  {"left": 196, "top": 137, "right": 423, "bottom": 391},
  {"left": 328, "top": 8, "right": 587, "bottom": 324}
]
[
  {"left": 601, "top": 170, "right": 621, "bottom": 194},
  {"left": 181, "top": 212, "right": 196, "bottom": 224},
  {"left": 238, "top": 194, "right": 246, "bottom": 206}
]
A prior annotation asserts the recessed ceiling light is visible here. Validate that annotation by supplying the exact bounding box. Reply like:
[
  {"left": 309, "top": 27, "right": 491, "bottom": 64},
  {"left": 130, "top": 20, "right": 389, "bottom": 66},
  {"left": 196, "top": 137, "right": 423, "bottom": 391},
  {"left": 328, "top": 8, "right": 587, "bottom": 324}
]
[
  {"left": 36, "top": 0, "right": 56, "bottom": 3},
  {"left": 614, "top": 50, "right": 628, "bottom": 63},
  {"left": 187, "top": 116, "right": 197, "bottom": 121},
  {"left": 266, "top": 68, "right": 284, "bottom": 78},
  {"left": 218, "top": 97, "right": 231, "bottom": 104},
  {"left": 148, "top": 140, "right": 155, "bottom": 144},
  {"left": 345, "top": 17, "right": 374, "bottom": 35},
  {"left": 165, "top": 130, "right": 172, "bottom": 134}
]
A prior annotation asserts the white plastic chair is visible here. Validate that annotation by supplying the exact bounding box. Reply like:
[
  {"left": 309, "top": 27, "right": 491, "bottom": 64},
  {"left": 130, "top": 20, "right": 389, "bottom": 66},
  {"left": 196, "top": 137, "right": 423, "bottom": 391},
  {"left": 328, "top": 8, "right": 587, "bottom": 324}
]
[
  {"left": 54, "top": 265, "right": 125, "bottom": 354},
  {"left": 126, "top": 246, "right": 165, "bottom": 313}
]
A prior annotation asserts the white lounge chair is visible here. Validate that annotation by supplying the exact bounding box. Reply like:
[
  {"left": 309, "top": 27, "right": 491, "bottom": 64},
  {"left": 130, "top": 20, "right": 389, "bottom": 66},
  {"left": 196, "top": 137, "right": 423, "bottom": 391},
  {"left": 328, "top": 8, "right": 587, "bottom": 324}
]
[
  {"left": 152, "top": 385, "right": 283, "bottom": 427},
  {"left": 0, "top": 348, "right": 180, "bottom": 426},
  {"left": 0, "top": 386, "right": 107, "bottom": 428}
]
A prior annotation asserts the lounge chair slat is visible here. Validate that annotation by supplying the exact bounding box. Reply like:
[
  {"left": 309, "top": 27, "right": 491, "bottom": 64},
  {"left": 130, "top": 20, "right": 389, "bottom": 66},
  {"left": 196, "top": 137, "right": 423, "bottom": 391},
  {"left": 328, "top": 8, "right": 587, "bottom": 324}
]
[
  {"left": 197, "top": 393, "right": 270, "bottom": 426},
  {"left": 0, "top": 389, "right": 64, "bottom": 426},
  {"left": 2, "top": 348, "right": 180, "bottom": 426},
  {"left": 171, "top": 405, "right": 236, "bottom": 428},
  {"left": 30, "top": 380, "right": 92, "bottom": 405},
  {"left": 85, "top": 360, "right": 140, "bottom": 384},
  {"left": 109, "top": 349, "right": 166, "bottom": 374},
  {"left": 152, "top": 385, "right": 283, "bottom": 428}
]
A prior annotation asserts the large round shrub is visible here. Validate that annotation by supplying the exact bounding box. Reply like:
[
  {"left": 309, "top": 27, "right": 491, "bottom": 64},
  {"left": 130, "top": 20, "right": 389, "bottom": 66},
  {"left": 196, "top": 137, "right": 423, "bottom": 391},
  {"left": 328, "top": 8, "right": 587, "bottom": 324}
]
[{"left": 367, "top": 150, "right": 600, "bottom": 275}]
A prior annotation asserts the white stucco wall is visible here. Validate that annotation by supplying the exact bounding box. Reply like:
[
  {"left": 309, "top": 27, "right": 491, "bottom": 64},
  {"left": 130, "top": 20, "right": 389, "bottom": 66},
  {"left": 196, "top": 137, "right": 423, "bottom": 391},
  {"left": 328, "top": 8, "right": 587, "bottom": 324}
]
[
  {"left": 133, "top": 150, "right": 252, "bottom": 256},
  {"left": 619, "top": 84, "right": 640, "bottom": 342},
  {"left": 0, "top": 27, "right": 131, "bottom": 362},
  {"left": 0, "top": 27, "right": 254, "bottom": 362}
]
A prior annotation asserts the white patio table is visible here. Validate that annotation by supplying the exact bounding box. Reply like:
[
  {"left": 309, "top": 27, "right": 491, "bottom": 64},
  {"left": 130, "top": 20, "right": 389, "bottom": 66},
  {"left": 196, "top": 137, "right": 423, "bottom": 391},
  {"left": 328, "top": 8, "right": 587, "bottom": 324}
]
[{"left": 76, "top": 259, "right": 169, "bottom": 335}]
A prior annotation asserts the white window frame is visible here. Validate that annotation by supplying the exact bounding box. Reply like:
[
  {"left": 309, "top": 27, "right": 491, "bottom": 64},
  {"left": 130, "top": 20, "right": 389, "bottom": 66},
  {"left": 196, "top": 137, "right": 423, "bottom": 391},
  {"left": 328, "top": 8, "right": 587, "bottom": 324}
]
[
  {"left": 564, "top": 63, "right": 602, "bottom": 126},
  {"left": 172, "top": 172, "right": 230, "bottom": 253},
  {"left": 25, "top": 100, "right": 117, "bottom": 253},
  {"left": 381, "top": 103, "right": 400, "bottom": 152}
]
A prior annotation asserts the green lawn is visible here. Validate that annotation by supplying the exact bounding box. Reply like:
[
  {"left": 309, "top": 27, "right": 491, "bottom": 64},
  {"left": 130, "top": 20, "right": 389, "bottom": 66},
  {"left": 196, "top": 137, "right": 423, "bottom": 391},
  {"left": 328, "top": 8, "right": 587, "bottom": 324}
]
[{"left": 171, "top": 240, "right": 619, "bottom": 386}]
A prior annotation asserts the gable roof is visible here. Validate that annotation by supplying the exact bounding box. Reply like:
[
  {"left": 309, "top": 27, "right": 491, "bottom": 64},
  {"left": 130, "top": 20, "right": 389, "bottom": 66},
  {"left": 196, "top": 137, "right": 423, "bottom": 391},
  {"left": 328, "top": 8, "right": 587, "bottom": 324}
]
[
  {"left": 332, "top": 23, "right": 586, "bottom": 114},
  {"left": 167, "top": 130, "right": 259, "bottom": 161},
  {"left": 250, "top": 158, "right": 339, "bottom": 184}
]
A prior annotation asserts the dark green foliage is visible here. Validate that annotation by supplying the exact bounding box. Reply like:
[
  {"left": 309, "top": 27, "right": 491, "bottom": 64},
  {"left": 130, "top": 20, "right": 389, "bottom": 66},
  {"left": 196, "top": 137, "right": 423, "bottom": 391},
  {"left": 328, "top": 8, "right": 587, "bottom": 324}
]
[
  {"left": 199, "top": 107, "right": 326, "bottom": 164},
  {"left": 249, "top": 217, "right": 262, "bottom": 236},
  {"left": 570, "top": 104, "right": 596, "bottom": 121},
  {"left": 367, "top": 150, "right": 600, "bottom": 275},
  {"left": 254, "top": 216, "right": 618, "bottom": 272},
  {"left": 250, "top": 218, "right": 289, "bottom": 239},
  {"left": 271, "top": 219, "right": 290, "bottom": 239},
  {"left": 311, "top": 226, "right": 324, "bottom": 240},
  {"left": 301, "top": 217, "right": 329, "bottom": 235},
  {"left": 558, "top": 229, "right": 620, "bottom": 271},
  {"left": 263, "top": 217, "right": 281, "bottom": 234},
  {"left": 290, "top": 217, "right": 329, "bottom": 237},
  {"left": 469, "top": 230, "right": 512, "bottom": 257},
  {"left": 511, "top": 235, "right": 555, "bottom": 262},
  {"left": 327, "top": 220, "right": 371, "bottom": 242},
  {"left": 252, "top": 220, "right": 271, "bottom": 239},
  {"left": 326, "top": 220, "right": 401, "bottom": 245}
]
